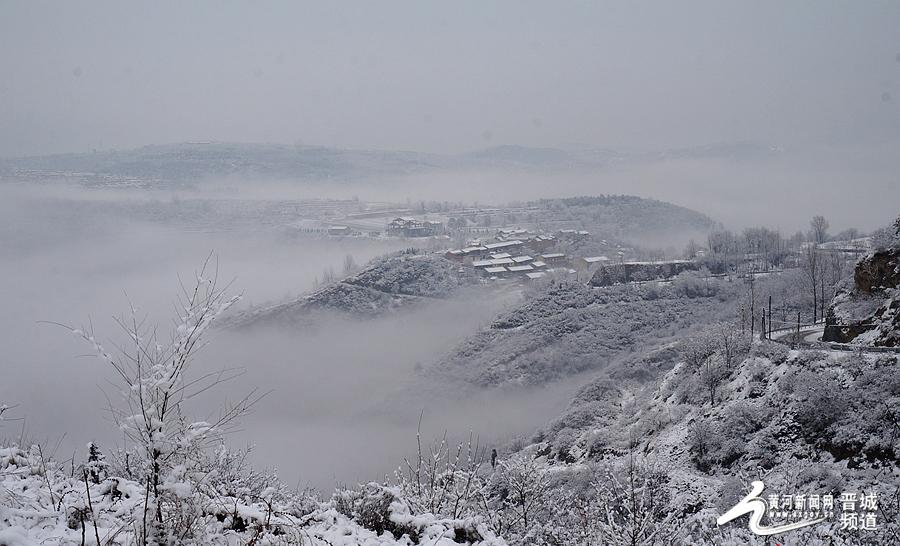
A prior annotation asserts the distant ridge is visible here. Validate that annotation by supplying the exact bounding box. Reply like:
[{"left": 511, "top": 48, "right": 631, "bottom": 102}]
[{"left": 0, "top": 140, "right": 785, "bottom": 188}]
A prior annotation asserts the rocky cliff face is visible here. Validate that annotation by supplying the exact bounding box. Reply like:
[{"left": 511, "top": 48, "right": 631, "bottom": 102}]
[
  {"left": 824, "top": 247, "right": 900, "bottom": 346},
  {"left": 854, "top": 248, "right": 900, "bottom": 293}
]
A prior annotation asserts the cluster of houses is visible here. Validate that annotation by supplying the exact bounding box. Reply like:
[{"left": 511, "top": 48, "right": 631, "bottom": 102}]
[
  {"left": 445, "top": 240, "right": 557, "bottom": 280},
  {"left": 472, "top": 251, "right": 569, "bottom": 281},
  {"left": 444, "top": 234, "right": 615, "bottom": 282}
]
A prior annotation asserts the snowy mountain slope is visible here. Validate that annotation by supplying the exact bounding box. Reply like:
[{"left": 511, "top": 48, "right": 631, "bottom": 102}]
[
  {"left": 432, "top": 276, "right": 742, "bottom": 388},
  {"left": 530, "top": 195, "right": 719, "bottom": 240},
  {"left": 487, "top": 336, "right": 900, "bottom": 544}
]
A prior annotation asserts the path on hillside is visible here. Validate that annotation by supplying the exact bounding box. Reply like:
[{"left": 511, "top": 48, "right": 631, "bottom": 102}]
[{"left": 769, "top": 323, "right": 900, "bottom": 354}]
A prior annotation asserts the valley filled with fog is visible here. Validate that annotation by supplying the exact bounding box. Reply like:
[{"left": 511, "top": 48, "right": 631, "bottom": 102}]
[
  {"left": 0, "top": 184, "right": 585, "bottom": 492},
  {"left": 2, "top": 141, "right": 899, "bottom": 544},
  {"left": 3, "top": 3, "right": 900, "bottom": 544}
]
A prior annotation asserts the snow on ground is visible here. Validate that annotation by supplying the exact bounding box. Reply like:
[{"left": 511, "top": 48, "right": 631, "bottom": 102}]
[{"left": 0, "top": 446, "right": 505, "bottom": 545}]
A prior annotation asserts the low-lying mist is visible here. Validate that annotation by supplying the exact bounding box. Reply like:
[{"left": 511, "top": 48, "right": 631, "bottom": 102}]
[
  {"left": 272, "top": 148, "right": 895, "bottom": 235},
  {"left": 0, "top": 185, "right": 582, "bottom": 491},
  {"left": 190, "top": 291, "right": 584, "bottom": 492}
]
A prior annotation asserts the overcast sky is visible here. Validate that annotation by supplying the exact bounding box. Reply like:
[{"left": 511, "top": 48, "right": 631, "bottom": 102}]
[{"left": 2, "top": 1, "right": 899, "bottom": 157}]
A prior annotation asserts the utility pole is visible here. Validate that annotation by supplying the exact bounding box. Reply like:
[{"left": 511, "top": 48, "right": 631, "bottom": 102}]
[
  {"left": 819, "top": 276, "right": 825, "bottom": 323},
  {"left": 768, "top": 295, "right": 772, "bottom": 337},
  {"left": 749, "top": 273, "right": 755, "bottom": 340},
  {"left": 796, "top": 311, "right": 801, "bottom": 347},
  {"left": 761, "top": 312, "right": 766, "bottom": 341}
]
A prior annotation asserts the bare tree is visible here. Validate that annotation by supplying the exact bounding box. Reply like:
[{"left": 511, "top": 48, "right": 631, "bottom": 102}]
[
  {"left": 679, "top": 332, "right": 716, "bottom": 371},
  {"left": 810, "top": 215, "right": 830, "bottom": 244},
  {"left": 592, "top": 454, "right": 681, "bottom": 546},
  {"left": 397, "top": 417, "right": 486, "bottom": 520},
  {"left": 801, "top": 244, "right": 821, "bottom": 321},
  {"left": 496, "top": 456, "right": 548, "bottom": 534},
  {"left": 712, "top": 322, "right": 748, "bottom": 370},
  {"left": 683, "top": 239, "right": 699, "bottom": 260},
  {"left": 63, "top": 257, "right": 262, "bottom": 544},
  {"left": 679, "top": 332, "right": 720, "bottom": 405},
  {"left": 687, "top": 420, "right": 715, "bottom": 471}
]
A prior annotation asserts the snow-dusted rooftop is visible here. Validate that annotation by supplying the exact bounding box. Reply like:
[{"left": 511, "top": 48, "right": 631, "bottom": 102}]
[{"left": 484, "top": 240, "right": 524, "bottom": 250}]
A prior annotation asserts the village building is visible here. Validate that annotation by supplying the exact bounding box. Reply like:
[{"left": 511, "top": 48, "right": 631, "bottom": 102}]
[
  {"left": 445, "top": 245, "right": 490, "bottom": 262},
  {"left": 540, "top": 252, "right": 568, "bottom": 265},
  {"left": 387, "top": 217, "right": 443, "bottom": 237},
  {"left": 575, "top": 255, "right": 609, "bottom": 271},
  {"left": 524, "top": 235, "right": 556, "bottom": 252},
  {"left": 575, "top": 255, "right": 611, "bottom": 279},
  {"left": 483, "top": 240, "right": 525, "bottom": 253},
  {"left": 496, "top": 228, "right": 533, "bottom": 240}
]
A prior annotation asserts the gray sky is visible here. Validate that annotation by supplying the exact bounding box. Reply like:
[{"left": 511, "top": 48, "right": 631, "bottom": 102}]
[{"left": 2, "top": 1, "right": 899, "bottom": 156}]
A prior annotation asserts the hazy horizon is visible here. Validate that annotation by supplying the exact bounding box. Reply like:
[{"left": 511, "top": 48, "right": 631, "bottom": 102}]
[{"left": 2, "top": 1, "right": 898, "bottom": 157}]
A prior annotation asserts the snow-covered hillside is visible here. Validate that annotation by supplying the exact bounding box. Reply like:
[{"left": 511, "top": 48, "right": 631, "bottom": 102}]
[
  {"left": 493, "top": 338, "right": 900, "bottom": 544},
  {"left": 433, "top": 273, "right": 743, "bottom": 387},
  {"left": 225, "top": 251, "right": 478, "bottom": 329}
]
